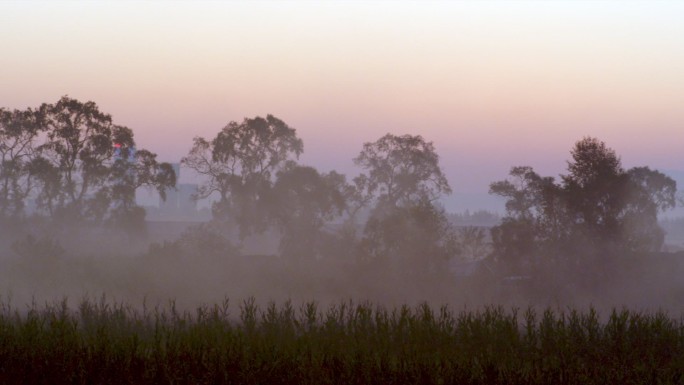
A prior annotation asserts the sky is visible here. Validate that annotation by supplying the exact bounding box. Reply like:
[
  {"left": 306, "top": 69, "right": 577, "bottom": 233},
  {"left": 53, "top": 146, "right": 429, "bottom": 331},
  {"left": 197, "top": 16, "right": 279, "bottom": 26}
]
[{"left": 1, "top": 1, "right": 684, "bottom": 211}]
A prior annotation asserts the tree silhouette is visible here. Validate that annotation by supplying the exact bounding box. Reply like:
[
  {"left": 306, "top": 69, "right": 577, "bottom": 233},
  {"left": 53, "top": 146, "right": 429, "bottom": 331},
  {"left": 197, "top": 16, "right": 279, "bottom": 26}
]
[
  {"left": 354, "top": 134, "right": 451, "bottom": 209},
  {"left": 109, "top": 149, "right": 176, "bottom": 233},
  {"left": 270, "top": 164, "right": 346, "bottom": 261},
  {"left": 0, "top": 96, "right": 175, "bottom": 228},
  {"left": 490, "top": 137, "right": 676, "bottom": 279},
  {"left": 355, "top": 134, "right": 456, "bottom": 273},
  {"left": 0, "top": 107, "right": 42, "bottom": 220},
  {"left": 182, "top": 115, "right": 303, "bottom": 236},
  {"left": 360, "top": 198, "right": 457, "bottom": 276},
  {"left": 33, "top": 96, "right": 136, "bottom": 221}
]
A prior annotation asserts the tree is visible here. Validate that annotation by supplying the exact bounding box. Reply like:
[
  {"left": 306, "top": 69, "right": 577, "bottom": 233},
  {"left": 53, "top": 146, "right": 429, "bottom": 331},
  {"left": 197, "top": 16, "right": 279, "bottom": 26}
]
[
  {"left": 620, "top": 167, "right": 676, "bottom": 252},
  {"left": 561, "top": 137, "right": 629, "bottom": 244},
  {"left": 32, "top": 96, "right": 135, "bottom": 221},
  {"left": 0, "top": 107, "right": 42, "bottom": 220},
  {"left": 354, "top": 134, "right": 451, "bottom": 208},
  {"left": 270, "top": 164, "right": 346, "bottom": 261},
  {"left": 1, "top": 96, "right": 178, "bottom": 226},
  {"left": 489, "top": 166, "right": 567, "bottom": 265},
  {"left": 108, "top": 149, "right": 176, "bottom": 233},
  {"left": 354, "top": 134, "right": 456, "bottom": 274},
  {"left": 490, "top": 137, "right": 677, "bottom": 280},
  {"left": 334, "top": 173, "right": 374, "bottom": 227},
  {"left": 360, "top": 198, "right": 457, "bottom": 276},
  {"left": 182, "top": 115, "right": 303, "bottom": 236},
  {"left": 456, "top": 226, "right": 491, "bottom": 262}
]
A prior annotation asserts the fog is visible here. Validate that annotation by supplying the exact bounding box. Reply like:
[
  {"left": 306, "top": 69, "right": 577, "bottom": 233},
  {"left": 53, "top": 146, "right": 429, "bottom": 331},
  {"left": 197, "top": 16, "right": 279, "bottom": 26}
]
[
  {"left": 1, "top": 99, "right": 684, "bottom": 315},
  {"left": 2, "top": 217, "right": 684, "bottom": 315}
]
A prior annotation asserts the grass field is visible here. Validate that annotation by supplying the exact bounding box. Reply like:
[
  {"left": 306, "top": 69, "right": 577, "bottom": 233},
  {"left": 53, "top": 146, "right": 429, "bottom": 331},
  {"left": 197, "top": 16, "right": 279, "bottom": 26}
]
[{"left": 1, "top": 297, "right": 683, "bottom": 384}]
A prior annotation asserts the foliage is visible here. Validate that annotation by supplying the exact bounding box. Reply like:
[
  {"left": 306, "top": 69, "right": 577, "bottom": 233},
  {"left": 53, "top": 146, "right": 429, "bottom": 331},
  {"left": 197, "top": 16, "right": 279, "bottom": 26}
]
[
  {"left": 10, "top": 234, "right": 65, "bottom": 260},
  {"left": 1, "top": 298, "right": 684, "bottom": 384},
  {"left": 33, "top": 97, "right": 135, "bottom": 220},
  {"left": 270, "top": 164, "right": 347, "bottom": 261},
  {"left": 0, "top": 97, "right": 176, "bottom": 229},
  {"left": 182, "top": 115, "right": 303, "bottom": 236},
  {"left": 455, "top": 226, "right": 491, "bottom": 262},
  {"left": 354, "top": 133, "right": 451, "bottom": 208},
  {"left": 0, "top": 107, "right": 42, "bottom": 220},
  {"left": 360, "top": 199, "right": 458, "bottom": 276},
  {"left": 146, "top": 222, "right": 240, "bottom": 261},
  {"left": 354, "top": 134, "right": 457, "bottom": 272},
  {"left": 490, "top": 137, "right": 677, "bottom": 279}
]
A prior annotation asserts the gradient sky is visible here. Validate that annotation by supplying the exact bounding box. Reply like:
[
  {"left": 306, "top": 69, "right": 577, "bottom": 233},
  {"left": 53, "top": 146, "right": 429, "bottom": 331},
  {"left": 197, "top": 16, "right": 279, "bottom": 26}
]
[{"left": 2, "top": 1, "right": 683, "bottom": 210}]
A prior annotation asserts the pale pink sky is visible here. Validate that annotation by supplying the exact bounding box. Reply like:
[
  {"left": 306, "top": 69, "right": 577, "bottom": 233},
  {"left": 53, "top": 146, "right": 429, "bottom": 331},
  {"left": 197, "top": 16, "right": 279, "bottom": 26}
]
[{"left": 1, "top": 1, "right": 683, "bottom": 209}]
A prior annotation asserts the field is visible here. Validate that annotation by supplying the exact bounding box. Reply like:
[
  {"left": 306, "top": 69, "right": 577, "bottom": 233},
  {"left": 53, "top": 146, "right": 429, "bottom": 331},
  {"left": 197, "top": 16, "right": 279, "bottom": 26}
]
[{"left": 1, "top": 297, "right": 683, "bottom": 384}]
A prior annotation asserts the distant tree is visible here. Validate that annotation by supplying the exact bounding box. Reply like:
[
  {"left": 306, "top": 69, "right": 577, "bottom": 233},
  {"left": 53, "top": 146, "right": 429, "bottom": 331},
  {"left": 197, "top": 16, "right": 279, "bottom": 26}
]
[
  {"left": 561, "top": 137, "right": 629, "bottom": 245},
  {"left": 448, "top": 210, "right": 501, "bottom": 227},
  {"left": 354, "top": 134, "right": 451, "bottom": 209},
  {"left": 0, "top": 107, "right": 42, "bottom": 220},
  {"left": 456, "top": 226, "right": 491, "bottom": 262},
  {"left": 182, "top": 115, "right": 303, "bottom": 236},
  {"left": 108, "top": 149, "right": 176, "bottom": 234},
  {"left": 620, "top": 167, "right": 676, "bottom": 252},
  {"left": 0, "top": 96, "right": 177, "bottom": 227},
  {"left": 489, "top": 217, "right": 538, "bottom": 273},
  {"left": 32, "top": 97, "right": 134, "bottom": 221},
  {"left": 354, "top": 134, "right": 456, "bottom": 274},
  {"left": 270, "top": 164, "right": 346, "bottom": 261},
  {"left": 489, "top": 166, "right": 567, "bottom": 252},
  {"left": 360, "top": 198, "right": 457, "bottom": 276},
  {"left": 335, "top": 173, "right": 375, "bottom": 226},
  {"left": 490, "top": 137, "right": 676, "bottom": 278}
]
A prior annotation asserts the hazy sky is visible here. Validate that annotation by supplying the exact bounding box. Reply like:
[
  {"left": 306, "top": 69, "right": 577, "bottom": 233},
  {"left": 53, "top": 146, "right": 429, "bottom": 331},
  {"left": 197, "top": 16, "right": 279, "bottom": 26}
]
[{"left": 2, "top": 1, "right": 683, "bottom": 210}]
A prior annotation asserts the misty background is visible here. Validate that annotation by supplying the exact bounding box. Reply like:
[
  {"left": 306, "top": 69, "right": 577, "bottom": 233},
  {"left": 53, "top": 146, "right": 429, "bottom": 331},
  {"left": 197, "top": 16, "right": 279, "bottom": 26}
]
[
  {"left": 2, "top": 1, "right": 684, "bottom": 312},
  {"left": 2, "top": 97, "right": 684, "bottom": 314}
]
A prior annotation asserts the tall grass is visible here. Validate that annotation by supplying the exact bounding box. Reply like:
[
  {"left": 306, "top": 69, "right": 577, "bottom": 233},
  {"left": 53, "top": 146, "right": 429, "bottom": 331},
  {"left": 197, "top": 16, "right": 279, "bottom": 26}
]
[{"left": 1, "top": 297, "right": 683, "bottom": 384}]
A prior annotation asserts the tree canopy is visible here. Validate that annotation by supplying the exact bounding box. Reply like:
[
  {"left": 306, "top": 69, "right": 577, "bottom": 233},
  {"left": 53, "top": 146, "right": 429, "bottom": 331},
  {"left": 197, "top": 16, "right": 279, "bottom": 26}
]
[
  {"left": 0, "top": 107, "right": 42, "bottom": 219},
  {"left": 0, "top": 96, "right": 176, "bottom": 229},
  {"left": 490, "top": 137, "right": 677, "bottom": 279},
  {"left": 354, "top": 134, "right": 451, "bottom": 209},
  {"left": 182, "top": 115, "right": 303, "bottom": 236}
]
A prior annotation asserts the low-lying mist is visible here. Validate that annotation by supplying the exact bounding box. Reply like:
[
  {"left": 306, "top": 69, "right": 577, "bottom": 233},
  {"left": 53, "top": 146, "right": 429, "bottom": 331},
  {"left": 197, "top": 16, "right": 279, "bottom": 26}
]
[{"left": 2, "top": 219, "right": 684, "bottom": 315}]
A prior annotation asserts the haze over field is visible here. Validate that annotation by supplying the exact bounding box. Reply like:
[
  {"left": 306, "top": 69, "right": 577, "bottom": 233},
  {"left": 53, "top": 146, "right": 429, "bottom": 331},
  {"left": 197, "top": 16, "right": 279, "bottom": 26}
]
[
  {"left": 5, "top": 3, "right": 684, "bottom": 382},
  {"left": 2, "top": 1, "right": 684, "bottom": 211},
  {"left": 3, "top": 0, "right": 684, "bottom": 313}
]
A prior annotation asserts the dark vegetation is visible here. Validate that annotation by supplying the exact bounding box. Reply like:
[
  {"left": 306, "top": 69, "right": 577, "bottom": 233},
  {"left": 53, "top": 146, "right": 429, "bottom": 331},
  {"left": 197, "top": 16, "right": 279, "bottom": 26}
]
[
  {"left": 2, "top": 298, "right": 684, "bottom": 384},
  {"left": 2, "top": 97, "right": 684, "bottom": 382}
]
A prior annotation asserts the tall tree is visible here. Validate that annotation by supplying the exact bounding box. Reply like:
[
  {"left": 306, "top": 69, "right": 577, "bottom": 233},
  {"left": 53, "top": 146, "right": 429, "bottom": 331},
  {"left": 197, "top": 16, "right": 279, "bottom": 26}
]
[
  {"left": 182, "top": 115, "right": 303, "bottom": 235},
  {"left": 33, "top": 97, "right": 135, "bottom": 220},
  {"left": 360, "top": 198, "right": 457, "bottom": 276},
  {"left": 109, "top": 149, "right": 176, "bottom": 233},
  {"left": 270, "top": 164, "right": 346, "bottom": 261},
  {"left": 16, "top": 96, "right": 176, "bottom": 225},
  {"left": 490, "top": 137, "right": 677, "bottom": 278},
  {"left": 355, "top": 134, "right": 456, "bottom": 272},
  {"left": 620, "top": 167, "right": 676, "bottom": 252},
  {"left": 489, "top": 166, "right": 567, "bottom": 263},
  {"left": 561, "top": 137, "right": 629, "bottom": 243},
  {"left": 0, "top": 107, "right": 42, "bottom": 220},
  {"left": 354, "top": 134, "right": 451, "bottom": 209}
]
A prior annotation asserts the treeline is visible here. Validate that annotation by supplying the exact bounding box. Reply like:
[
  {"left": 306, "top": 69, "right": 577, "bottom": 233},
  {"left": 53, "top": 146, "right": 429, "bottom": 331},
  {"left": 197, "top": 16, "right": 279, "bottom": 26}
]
[
  {"left": 0, "top": 97, "right": 679, "bottom": 299},
  {"left": 489, "top": 138, "right": 677, "bottom": 290},
  {"left": 0, "top": 97, "right": 175, "bottom": 234}
]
